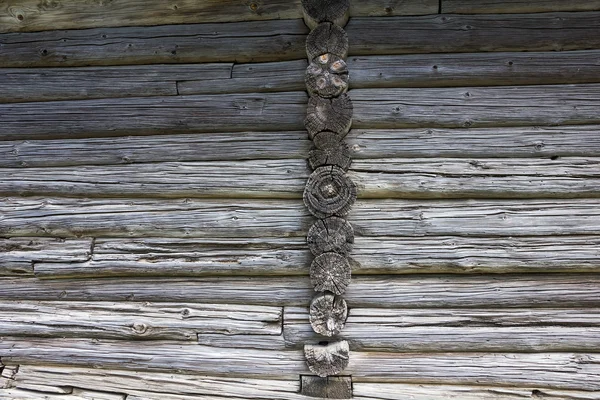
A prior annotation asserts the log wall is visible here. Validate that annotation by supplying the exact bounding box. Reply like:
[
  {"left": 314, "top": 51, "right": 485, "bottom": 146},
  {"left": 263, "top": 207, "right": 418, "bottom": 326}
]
[{"left": 1, "top": 0, "right": 600, "bottom": 398}]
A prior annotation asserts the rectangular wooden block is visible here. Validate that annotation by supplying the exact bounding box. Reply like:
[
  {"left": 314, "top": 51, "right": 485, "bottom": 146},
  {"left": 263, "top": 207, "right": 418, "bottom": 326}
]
[{"left": 301, "top": 376, "right": 352, "bottom": 399}]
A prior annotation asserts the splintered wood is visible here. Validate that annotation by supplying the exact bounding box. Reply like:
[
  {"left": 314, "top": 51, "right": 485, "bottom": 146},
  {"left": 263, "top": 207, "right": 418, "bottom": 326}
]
[{"left": 301, "top": 0, "right": 354, "bottom": 396}]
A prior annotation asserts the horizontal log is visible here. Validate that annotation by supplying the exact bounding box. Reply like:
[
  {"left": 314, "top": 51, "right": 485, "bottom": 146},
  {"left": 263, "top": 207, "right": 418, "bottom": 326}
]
[
  {"left": 2, "top": 125, "right": 600, "bottom": 168},
  {"left": 351, "top": 84, "right": 600, "bottom": 129},
  {"left": 0, "top": 301, "right": 281, "bottom": 340},
  {"left": 443, "top": 0, "right": 600, "bottom": 14},
  {"left": 32, "top": 235, "right": 600, "bottom": 279},
  {"left": 1, "top": 339, "right": 599, "bottom": 389},
  {"left": 0, "top": 92, "right": 307, "bottom": 140},
  {"left": 2, "top": 197, "right": 600, "bottom": 238},
  {"left": 0, "top": 64, "right": 232, "bottom": 103},
  {"left": 0, "top": 389, "right": 124, "bottom": 399},
  {"left": 0, "top": 0, "right": 437, "bottom": 33},
  {"left": 2, "top": 12, "right": 600, "bottom": 67},
  {"left": 4, "top": 157, "right": 599, "bottom": 200},
  {"left": 284, "top": 307, "right": 600, "bottom": 352},
  {"left": 1, "top": 275, "right": 600, "bottom": 308}
]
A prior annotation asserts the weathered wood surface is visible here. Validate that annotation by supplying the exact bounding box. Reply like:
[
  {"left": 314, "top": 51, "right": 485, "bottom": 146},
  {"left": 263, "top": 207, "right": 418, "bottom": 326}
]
[
  {"left": 0, "top": 64, "right": 232, "bottom": 103},
  {"left": 302, "top": 0, "right": 350, "bottom": 30},
  {"left": 0, "top": 301, "right": 281, "bottom": 340},
  {"left": 351, "top": 84, "right": 600, "bottom": 129},
  {"left": 3, "top": 157, "right": 599, "bottom": 199},
  {"left": 31, "top": 235, "right": 600, "bottom": 278},
  {"left": 2, "top": 197, "right": 600, "bottom": 238},
  {"left": 3, "top": 125, "right": 599, "bottom": 168},
  {"left": 301, "top": 376, "right": 352, "bottom": 399},
  {"left": 443, "top": 0, "right": 600, "bottom": 14},
  {"left": 1, "top": 339, "right": 599, "bottom": 389},
  {"left": 0, "top": 0, "right": 437, "bottom": 33},
  {"left": 309, "top": 293, "right": 348, "bottom": 337},
  {"left": 305, "top": 340, "right": 350, "bottom": 377},
  {"left": 1, "top": 275, "right": 600, "bottom": 308},
  {"left": 285, "top": 307, "right": 600, "bottom": 352},
  {"left": 3, "top": 13, "right": 600, "bottom": 67},
  {"left": 0, "top": 389, "right": 125, "bottom": 399},
  {"left": 0, "top": 92, "right": 307, "bottom": 140},
  {"left": 8, "top": 365, "right": 600, "bottom": 400}
]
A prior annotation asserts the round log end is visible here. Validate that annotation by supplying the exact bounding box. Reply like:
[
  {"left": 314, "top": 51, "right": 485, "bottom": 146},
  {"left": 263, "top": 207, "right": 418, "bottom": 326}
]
[
  {"left": 302, "top": 0, "right": 350, "bottom": 30},
  {"left": 306, "top": 54, "right": 349, "bottom": 98},
  {"left": 310, "top": 252, "right": 351, "bottom": 295},
  {"left": 303, "top": 166, "right": 357, "bottom": 219},
  {"left": 309, "top": 131, "right": 352, "bottom": 170},
  {"left": 307, "top": 216, "right": 354, "bottom": 256},
  {"left": 309, "top": 292, "right": 348, "bottom": 337},
  {"left": 305, "top": 94, "right": 353, "bottom": 139},
  {"left": 304, "top": 340, "right": 350, "bottom": 377},
  {"left": 306, "top": 22, "right": 349, "bottom": 60}
]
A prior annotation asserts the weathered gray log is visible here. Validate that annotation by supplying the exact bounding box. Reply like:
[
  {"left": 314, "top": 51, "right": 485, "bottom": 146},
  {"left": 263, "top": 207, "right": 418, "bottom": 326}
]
[
  {"left": 3, "top": 198, "right": 600, "bottom": 238},
  {"left": 178, "top": 60, "right": 307, "bottom": 96},
  {"left": 443, "top": 0, "right": 600, "bottom": 14},
  {"left": 0, "top": 64, "right": 232, "bottom": 103},
  {"left": 0, "top": 0, "right": 437, "bottom": 33},
  {"left": 309, "top": 293, "right": 348, "bottom": 337},
  {"left": 301, "top": 376, "right": 352, "bottom": 399},
  {"left": 310, "top": 253, "right": 351, "bottom": 295},
  {"left": 3, "top": 275, "right": 600, "bottom": 308},
  {"left": 303, "top": 166, "right": 357, "bottom": 218},
  {"left": 0, "top": 92, "right": 307, "bottom": 140},
  {"left": 309, "top": 132, "right": 352, "bottom": 170},
  {"left": 3, "top": 125, "right": 599, "bottom": 168},
  {"left": 287, "top": 307, "right": 600, "bottom": 352},
  {"left": 8, "top": 365, "right": 600, "bottom": 400},
  {"left": 305, "top": 340, "right": 350, "bottom": 377},
  {"left": 347, "top": 50, "right": 600, "bottom": 89},
  {"left": 3, "top": 157, "right": 600, "bottom": 200},
  {"left": 0, "top": 20, "right": 309, "bottom": 67},
  {"left": 305, "top": 54, "right": 349, "bottom": 98},
  {"left": 307, "top": 217, "right": 354, "bottom": 256},
  {"left": 0, "top": 301, "right": 281, "bottom": 340},
  {"left": 306, "top": 23, "right": 349, "bottom": 60},
  {"left": 0, "top": 388, "right": 124, "bottom": 399},
  {"left": 351, "top": 84, "right": 600, "bottom": 129},
  {"left": 302, "top": 0, "right": 350, "bottom": 29}
]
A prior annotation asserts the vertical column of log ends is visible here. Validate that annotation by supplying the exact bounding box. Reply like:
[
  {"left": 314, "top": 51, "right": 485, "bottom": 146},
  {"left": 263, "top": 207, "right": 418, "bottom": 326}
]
[{"left": 301, "top": 0, "right": 355, "bottom": 380}]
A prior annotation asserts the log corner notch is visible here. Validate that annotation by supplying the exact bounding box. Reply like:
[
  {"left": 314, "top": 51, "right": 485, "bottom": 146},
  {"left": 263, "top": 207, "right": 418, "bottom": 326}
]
[{"left": 301, "top": 0, "right": 354, "bottom": 386}]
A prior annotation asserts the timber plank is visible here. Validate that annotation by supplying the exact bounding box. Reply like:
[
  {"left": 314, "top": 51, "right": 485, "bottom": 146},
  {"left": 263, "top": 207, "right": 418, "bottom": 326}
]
[
  {"left": 0, "top": 389, "right": 124, "bottom": 400},
  {"left": 1, "top": 125, "right": 600, "bottom": 168},
  {"left": 1, "top": 339, "right": 599, "bottom": 389},
  {"left": 8, "top": 366, "right": 600, "bottom": 400},
  {"left": 32, "top": 236, "right": 600, "bottom": 278},
  {"left": 351, "top": 84, "right": 600, "bottom": 129},
  {"left": 0, "top": 92, "right": 307, "bottom": 140},
  {"left": 284, "top": 307, "right": 600, "bottom": 352},
  {"left": 2, "top": 13, "right": 600, "bottom": 67},
  {"left": 0, "top": 301, "right": 281, "bottom": 340},
  {"left": 2, "top": 157, "right": 600, "bottom": 199},
  {"left": 0, "top": 64, "right": 232, "bottom": 103},
  {"left": 1, "top": 275, "right": 599, "bottom": 308},
  {"left": 443, "top": 0, "right": 600, "bottom": 14},
  {"left": 0, "top": 0, "right": 437, "bottom": 34},
  {"left": 1, "top": 197, "right": 600, "bottom": 238}
]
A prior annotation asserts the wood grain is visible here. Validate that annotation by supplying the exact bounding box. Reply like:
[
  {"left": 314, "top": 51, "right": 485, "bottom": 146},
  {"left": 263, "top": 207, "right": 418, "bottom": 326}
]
[
  {"left": 443, "top": 0, "right": 600, "bottom": 14},
  {"left": 0, "top": 301, "right": 281, "bottom": 340},
  {"left": 0, "top": 0, "right": 437, "bottom": 33},
  {"left": 31, "top": 235, "right": 600, "bottom": 278},
  {"left": 1, "top": 338, "right": 599, "bottom": 389},
  {"left": 1, "top": 275, "right": 600, "bottom": 308},
  {"left": 351, "top": 84, "right": 600, "bottom": 129},
  {"left": 0, "top": 92, "right": 307, "bottom": 140}
]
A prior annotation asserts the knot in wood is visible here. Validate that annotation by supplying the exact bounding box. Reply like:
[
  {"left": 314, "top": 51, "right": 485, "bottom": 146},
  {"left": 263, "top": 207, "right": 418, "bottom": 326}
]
[
  {"left": 309, "top": 292, "right": 348, "bottom": 337},
  {"left": 303, "top": 166, "right": 357, "bottom": 218},
  {"left": 306, "top": 54, "right": 349, "bottom": 98},
  {"left": 309, "top": 131, "right": 352, "bottom": 170},
  {"left": 305, "top": 94, "right": 353, "bottom": 139},
  {"left": 306, "top": 22, "right": 349, "bottom": 60},
  {"left": 310, "top": 252, "right": 351, "bottom": 295},
  {"left": 307, "top": 216, "right": 354, "bottom": 256},
  {"left": 132, "top": 322, "right": 148, "bottom": 334},
  {"left": 304, "top": 340, "right": 350, "bottom": 377},
  {"left": 302, "top": 0, "right": 350, "bottom": 30}
]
